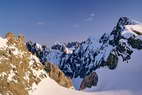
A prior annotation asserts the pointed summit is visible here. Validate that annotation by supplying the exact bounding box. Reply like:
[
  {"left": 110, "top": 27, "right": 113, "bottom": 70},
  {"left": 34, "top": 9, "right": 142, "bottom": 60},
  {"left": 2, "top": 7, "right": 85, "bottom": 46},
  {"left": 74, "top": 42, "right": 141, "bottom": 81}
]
[{"left": 117, "top": 17, "right": 140, "bottom": 26}]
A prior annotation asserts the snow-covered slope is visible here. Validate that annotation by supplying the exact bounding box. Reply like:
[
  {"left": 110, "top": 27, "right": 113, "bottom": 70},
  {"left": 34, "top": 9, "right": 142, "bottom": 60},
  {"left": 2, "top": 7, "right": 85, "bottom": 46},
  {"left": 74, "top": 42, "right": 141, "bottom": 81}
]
[
  {"left": 125, "top": 24, "right": 142, "bottom": 35},
  {"left": 33, "top": 65, "right": 142, "bottom": 95},
  {"left": 26, "top": 17, "right": 142, "bottom": 91}
]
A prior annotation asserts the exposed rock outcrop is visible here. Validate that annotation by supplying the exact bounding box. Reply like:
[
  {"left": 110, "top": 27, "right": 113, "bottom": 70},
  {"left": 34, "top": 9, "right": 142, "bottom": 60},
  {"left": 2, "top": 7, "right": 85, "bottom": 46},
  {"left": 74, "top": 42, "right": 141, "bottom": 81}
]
[
  {"left": 80, "top": 72, "right": 98, "bottom": 90},
  {"left": 106, "top": 53, "right": 118, "bottom": 70},
  {"left": 44, "top": 62, "right": 73, "bottom": 88},
  {"left": 0, "top": 33, "right": 47, "bottom": 95}
]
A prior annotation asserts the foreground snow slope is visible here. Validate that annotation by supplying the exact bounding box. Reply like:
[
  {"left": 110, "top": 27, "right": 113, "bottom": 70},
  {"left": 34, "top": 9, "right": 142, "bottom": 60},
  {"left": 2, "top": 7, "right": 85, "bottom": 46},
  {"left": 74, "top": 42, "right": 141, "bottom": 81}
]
[{"left": 33, "top": 76, "right": 137, "bottom": 95}]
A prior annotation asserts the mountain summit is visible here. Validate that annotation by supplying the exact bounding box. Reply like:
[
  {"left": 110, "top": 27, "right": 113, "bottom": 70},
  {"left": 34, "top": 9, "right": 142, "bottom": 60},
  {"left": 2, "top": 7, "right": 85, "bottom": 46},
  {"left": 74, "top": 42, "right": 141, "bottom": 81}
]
[{"left": 26, "top": 17, "right": 142, "bottom": 89}]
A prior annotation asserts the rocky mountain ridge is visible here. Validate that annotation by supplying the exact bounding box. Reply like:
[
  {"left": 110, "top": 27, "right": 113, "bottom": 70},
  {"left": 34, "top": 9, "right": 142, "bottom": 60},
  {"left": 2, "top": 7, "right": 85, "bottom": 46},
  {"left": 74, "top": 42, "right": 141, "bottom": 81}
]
[
  {"left": 0, "top": 32, "right": 72, "bottom": 95},
  {"left": 26, "top": 17, "right": 142, "bottom": 89},
  {"left": 0, "top": 33, "right": 47, "bottom": 95}
]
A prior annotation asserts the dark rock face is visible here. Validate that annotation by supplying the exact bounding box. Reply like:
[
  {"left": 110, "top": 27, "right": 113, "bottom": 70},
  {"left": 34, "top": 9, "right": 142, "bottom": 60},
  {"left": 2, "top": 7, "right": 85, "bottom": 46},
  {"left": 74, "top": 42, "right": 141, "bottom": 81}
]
[
  {"left": 26, "top": 17, "right": 142, "bottom": 89},
  {"left": 80, "top": 72, "right": 98, "bottom": 90},
  {"left": 106, "top": 53, "right": 118, "bottom": 70},
  {"left": 128, "top": 37, "right": 142, "bottom": 49}
]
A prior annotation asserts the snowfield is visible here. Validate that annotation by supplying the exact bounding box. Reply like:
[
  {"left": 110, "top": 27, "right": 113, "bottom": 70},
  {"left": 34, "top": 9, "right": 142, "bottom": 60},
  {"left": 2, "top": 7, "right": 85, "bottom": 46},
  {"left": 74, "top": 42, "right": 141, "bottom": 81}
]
[
  {"left": 32, "top": 76, "right": 136, "bottom": 95},
  {"left": 33, "top": 50, "right": 142, "bottom": 95}
]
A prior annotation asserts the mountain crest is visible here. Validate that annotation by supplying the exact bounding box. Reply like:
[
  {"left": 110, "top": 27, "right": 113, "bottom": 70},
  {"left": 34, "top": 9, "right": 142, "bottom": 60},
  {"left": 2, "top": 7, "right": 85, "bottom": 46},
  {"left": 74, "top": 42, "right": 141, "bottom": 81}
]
[
  {"left": 117, "top": 17, "right": 139, "bottom": 26},
  {"left": 26, "top": 17, "right": 142, "bottom": 90},
  {"left": 0, "top": 33, "right": 48, "bottom": 95}
]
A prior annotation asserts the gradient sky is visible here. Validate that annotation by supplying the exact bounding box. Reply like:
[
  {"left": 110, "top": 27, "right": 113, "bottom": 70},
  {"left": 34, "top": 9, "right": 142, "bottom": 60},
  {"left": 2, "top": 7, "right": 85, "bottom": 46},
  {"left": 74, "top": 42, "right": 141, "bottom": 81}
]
[{"left": 0, "top": 0, "right": 142, "bottom": 46}]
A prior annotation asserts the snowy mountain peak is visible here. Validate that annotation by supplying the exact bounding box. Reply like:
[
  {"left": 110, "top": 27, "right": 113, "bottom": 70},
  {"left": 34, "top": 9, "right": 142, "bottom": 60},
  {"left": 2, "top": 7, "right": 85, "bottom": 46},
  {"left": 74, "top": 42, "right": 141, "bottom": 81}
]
[
  {"left": 110, "top": 17, "right": 141, "bottom": 40},
  {"left": 26, "top": 17, "right": 142, "bottom": 90},
  {"left": 117, "top": 17, "right": 140, "bottom": 26}
]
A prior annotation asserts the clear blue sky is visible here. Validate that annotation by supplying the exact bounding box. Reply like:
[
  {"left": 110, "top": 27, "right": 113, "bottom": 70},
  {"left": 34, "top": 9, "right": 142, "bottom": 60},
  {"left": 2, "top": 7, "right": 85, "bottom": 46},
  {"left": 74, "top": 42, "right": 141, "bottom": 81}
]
[{"left": 0, "top": 0, "right": 142, "bottom": 46}]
